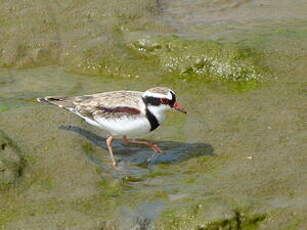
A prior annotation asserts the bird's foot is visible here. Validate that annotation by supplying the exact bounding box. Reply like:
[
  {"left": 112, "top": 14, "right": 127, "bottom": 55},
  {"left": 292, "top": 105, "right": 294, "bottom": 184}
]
[
  {"left": 150, "top": 144, "right": 162, "bottom": 153},
  {"left": 122, "top": 136, "right": 163, "bottom": 153},
  {"left": 112, "top": 160, "right": 117, "bottom": 168}
]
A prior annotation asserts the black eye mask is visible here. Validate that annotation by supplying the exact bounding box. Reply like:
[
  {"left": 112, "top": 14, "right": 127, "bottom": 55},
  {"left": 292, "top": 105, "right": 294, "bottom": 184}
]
[
  {"left": 169, "top": 91, "right": 176, "bottom": 107},
  {"left": 143, "top": 92, "right": 176, "bottom": 107},
  {"left": 143, "top": 96, "right": 161, "bottom": 106}
]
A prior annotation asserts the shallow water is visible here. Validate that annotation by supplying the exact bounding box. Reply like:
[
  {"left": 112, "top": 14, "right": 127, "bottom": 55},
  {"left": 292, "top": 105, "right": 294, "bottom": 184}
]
[
  {"left": 0, "top": 0, "right": 307, "bottom": 229},
  {"left": 159, "top": 0, "right": 307, "bottom": 42}
]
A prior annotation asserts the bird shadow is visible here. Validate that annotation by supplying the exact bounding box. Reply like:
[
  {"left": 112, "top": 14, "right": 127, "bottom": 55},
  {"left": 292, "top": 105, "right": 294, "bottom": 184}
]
[{"left": 59, "top": 125, "right": 215, "bottom": 168}]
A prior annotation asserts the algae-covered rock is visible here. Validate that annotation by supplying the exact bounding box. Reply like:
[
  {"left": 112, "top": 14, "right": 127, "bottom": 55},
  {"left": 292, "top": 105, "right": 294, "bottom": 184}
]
[
  {"left": 129, "top": 36, "right": 267, "bottom": 81},
  {"left": 156, "top": 197, "right": 266, "bottom": 230},
  {"left": 0, "top": 130, "right": 24, "bottom": 188}
]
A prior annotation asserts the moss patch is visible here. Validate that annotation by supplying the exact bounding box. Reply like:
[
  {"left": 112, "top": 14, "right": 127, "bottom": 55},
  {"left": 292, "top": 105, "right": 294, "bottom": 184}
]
[
  {"left": 128, "top": 36, "right": 268, "bottom": 82},
  {"left": 156, "top": 197, "right": 266, "bottom": 230},
  {"left": 0, "top": 130, "right": 25, "bottom": 190}
]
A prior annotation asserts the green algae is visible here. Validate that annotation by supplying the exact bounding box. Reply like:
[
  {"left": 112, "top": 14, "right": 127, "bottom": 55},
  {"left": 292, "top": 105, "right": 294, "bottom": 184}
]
[
  {"left": 0, "top": 105, "right": 9, "bottom": 112},
  {"left": 68, "top": 43, "right": 159, "bottom": 79},
  {"left": 183, "top": 177, "right": 196, "bottom": 183},
  {"left": 202, "top": 211, "right": 266, "bottom": 230},
  {"left": 143, "top": 171, "right": 173, "bottom": 178},
  {"left": 98, "top": 178, "right": 126, "bottom": 199},
  {"left": 156, "top": 198, "right": 266, "bottom": 230},
  {"left": 128, "top": 36, "right": 268, "bottom": 82},
  {"left": 0, "top": 130, "right": 24, "bottom": 190},
  {"left": 122, "top": 176, "right": 144, "bottom": 183}
]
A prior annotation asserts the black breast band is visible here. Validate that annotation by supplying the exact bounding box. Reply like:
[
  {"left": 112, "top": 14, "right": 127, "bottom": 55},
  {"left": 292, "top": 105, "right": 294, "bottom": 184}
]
[
  {"left": 142, "top": 97, "right": 160, "bottom": 131},
  {"left": 146, "top": 108, "right": 159, "bottom": 131}
]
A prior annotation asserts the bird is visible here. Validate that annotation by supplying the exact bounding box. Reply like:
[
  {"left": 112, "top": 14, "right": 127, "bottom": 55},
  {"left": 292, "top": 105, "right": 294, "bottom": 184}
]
[{"left": 37, "top": 87, "right": 187, "bottom": 167}]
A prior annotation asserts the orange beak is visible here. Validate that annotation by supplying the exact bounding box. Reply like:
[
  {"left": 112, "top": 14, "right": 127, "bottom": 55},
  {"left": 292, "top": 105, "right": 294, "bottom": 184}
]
[{"left": 173, "top": 102, "right": 187, "bottom": 114}]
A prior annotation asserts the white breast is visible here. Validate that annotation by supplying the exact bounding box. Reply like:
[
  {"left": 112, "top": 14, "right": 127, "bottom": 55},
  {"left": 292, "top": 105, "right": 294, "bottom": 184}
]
[{"left": 94, "top": 116, "right": 151, "bottom": 136}]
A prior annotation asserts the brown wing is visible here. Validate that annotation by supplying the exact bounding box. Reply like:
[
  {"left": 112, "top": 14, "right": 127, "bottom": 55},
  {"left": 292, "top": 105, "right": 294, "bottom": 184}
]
[
  {"left": 38, "top": 91, "right": 145, "bottom": 120},
  {"left": 73, "top": 91, "right": 145, "bottom": 120},
  {"left": 92, "top": 106, "right": 141, "bottom": 119}
]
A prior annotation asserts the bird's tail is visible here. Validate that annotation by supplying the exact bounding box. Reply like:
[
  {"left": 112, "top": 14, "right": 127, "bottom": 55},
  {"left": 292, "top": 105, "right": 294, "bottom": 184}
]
[{"left": 36, "top": 96, "right": 76, "bottom": 112}]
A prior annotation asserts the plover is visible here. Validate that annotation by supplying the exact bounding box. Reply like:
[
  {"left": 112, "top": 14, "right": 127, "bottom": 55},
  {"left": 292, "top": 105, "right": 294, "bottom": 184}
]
[{"left": 37, "top": 87, "right": 186, "bottom": 167}]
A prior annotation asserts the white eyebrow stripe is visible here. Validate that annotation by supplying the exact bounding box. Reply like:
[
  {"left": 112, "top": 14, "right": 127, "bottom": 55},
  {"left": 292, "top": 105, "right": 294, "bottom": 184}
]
[{"left": 143, "top": 91, "right": 172, "bottom": 100}]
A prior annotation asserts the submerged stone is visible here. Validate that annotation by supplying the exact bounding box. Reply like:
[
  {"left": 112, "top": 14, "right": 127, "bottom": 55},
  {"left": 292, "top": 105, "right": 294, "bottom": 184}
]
[{"left": 0, "top": 130, "right": 24, "bottom": 189}]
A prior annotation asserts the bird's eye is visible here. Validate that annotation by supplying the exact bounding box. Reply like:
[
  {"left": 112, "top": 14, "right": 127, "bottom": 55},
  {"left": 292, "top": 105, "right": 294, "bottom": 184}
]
[{"left": 160, "top": 98, "right": 169, "bottom": 104}]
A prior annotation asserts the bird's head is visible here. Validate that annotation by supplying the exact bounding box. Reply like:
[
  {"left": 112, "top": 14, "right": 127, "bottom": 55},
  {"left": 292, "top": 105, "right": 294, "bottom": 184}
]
[{"left": 142, "top": 87, "right": 187, "bottom": 115}]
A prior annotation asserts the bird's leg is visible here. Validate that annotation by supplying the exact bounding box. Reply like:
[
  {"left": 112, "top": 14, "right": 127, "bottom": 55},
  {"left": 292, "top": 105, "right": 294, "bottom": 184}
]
[
  {"left": 106, "top": 136, "right": 117, "bottom": 167},
  {"left": 122, "top": 136, "right": 162, "bottom": 153}
]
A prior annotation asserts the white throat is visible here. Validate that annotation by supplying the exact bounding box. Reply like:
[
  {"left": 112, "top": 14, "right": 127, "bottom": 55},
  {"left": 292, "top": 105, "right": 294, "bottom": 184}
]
[{"left": 147, "top": 104, "right": 169, "bottom": 124}]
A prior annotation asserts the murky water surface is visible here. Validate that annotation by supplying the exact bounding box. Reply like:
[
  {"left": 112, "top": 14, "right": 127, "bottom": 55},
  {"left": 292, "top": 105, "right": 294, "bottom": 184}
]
[{"left": 0, "top": 0, "right": 306, "bottom": 229}]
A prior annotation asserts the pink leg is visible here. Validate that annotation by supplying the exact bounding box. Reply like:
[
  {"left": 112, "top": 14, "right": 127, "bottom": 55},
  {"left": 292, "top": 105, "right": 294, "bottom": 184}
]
[
  {"left": 106, "top": 136, "right": 117, "bottom": 167},
  {"left": 122, "top": 136, "right": 162, "bottom": 153}
]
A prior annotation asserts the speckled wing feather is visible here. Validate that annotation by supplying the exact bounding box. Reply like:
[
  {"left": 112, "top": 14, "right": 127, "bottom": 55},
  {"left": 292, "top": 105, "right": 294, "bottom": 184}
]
[
  {"left": 38, "top": 91, "right": 146, "bottom": 120},
  {"left": 73, "top": 91, "right": 146, "bottom": 120},
  {"left": 37, "top": 91, "right": 145, "bottom": 120}
]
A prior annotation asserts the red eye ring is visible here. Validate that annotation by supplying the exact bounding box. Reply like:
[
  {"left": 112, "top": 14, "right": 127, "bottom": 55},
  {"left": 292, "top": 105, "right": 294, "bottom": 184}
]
[{"left": 160, "top": 98, "right": 169, "bottom": 104}]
